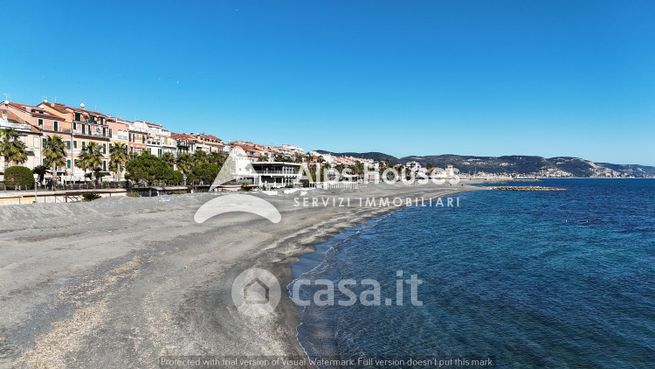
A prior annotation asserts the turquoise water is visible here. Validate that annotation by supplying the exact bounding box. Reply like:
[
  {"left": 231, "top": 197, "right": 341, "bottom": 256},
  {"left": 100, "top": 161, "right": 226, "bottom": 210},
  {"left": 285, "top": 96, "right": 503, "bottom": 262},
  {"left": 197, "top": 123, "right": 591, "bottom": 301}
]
[{"left": 290, "top": 179, "right": 655, "bottom": 368}]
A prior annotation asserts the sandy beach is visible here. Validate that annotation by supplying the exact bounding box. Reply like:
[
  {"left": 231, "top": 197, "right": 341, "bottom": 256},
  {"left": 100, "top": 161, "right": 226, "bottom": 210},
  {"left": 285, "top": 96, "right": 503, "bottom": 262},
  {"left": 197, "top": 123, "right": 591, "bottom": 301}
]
[{"left": 0, "top": 182, "right": 477, "bottom": 369}]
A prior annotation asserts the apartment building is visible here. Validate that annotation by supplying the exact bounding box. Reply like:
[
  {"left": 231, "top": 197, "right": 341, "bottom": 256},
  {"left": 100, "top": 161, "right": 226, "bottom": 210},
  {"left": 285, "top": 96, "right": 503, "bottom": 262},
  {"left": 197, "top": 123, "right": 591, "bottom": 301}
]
[
  {"left": 172, "top": 133, "right": 197, "bottom": 155},
  {"left": 107, "top": 118, "right": 131, "bottom": 147},
  {"left": 230, "top": 141, "right": 274, "bottom": 161},
  {"left": 128, "top": 121, "right": 148, "bottom": 157},
  {"left": 192, "top": 133, "right": 226, "bottom": 153},
  {"left": 141, "top": 121, "right": 177, "bottom": 157},
  {"left": 0, "top": 106, "right": 43, "bottom": 179},
  {"left": 278, "top": 144, "right": 305, "bottom": 157},
  {"left": 38, "top": 101, "right": 112, "bottom": 180}
]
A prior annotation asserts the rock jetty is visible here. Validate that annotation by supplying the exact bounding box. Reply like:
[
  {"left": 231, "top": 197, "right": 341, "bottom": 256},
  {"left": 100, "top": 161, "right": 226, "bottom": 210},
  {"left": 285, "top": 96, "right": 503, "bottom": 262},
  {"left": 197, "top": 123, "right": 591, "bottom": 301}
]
[{"left": 490, "top": 186, "right": 566, "bottom": 191}]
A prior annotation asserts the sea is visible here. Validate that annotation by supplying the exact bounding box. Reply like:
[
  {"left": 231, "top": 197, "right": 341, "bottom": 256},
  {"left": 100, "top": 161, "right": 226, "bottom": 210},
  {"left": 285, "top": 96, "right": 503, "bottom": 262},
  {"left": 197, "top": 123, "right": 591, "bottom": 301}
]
[{"left": 289, "top": 179, "right": 655, "bottom": 368}]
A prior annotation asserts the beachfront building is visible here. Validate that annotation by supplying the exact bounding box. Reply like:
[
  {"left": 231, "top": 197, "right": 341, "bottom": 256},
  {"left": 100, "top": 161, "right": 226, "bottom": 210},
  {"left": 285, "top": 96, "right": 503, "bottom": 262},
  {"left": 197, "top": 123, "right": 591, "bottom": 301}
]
[
  {"left": 192, "top": 133, "right": 225, "bottom": 153},
  {"left": 38, "top": 101, "right": 114, "bottom": 180},
  {"left": 106, "top": 118, "right": 131, "bottom": 179},
  {"left": 251, "top": 162, "right": 302, "bottom": 188},
  {"left": 138, "top": 121, "right": 177, "bottom": 158},
  {"left": 0, "top": 106, "right": 43, "bottom": 179},
  {"left": 173, "top": 133, "right": 201, "bottom": 155},
  {"left": 128, "top": 121, "right": 148, "bottom": 158},
  {"left": 4, "top": 101, "right": 71, "bottom": 177},
  {"left": 107, "top": 118, "right": 131, "bottom": 147}
]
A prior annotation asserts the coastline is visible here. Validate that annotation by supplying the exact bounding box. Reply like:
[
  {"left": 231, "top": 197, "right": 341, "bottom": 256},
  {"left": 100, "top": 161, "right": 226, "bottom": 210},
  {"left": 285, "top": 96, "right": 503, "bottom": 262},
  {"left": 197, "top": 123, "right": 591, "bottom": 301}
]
[{"left": 0, "top": 182, "right": 478, "bottom": 369}]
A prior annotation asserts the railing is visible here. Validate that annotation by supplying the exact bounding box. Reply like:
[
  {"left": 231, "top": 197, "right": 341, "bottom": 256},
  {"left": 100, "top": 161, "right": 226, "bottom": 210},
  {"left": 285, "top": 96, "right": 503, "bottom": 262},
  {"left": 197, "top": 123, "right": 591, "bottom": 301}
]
[
  {"left": 46, "top": 181, "right": 127, "bottom": 191},
  {"left": 72, "top": 128, "right": 110, "bottom": 138},
  {"left": 312, "top": 181, "right": 360, "bottom": 190},
  {"left": 257, "top": 170, "right": 301, "bottom": 175},
  {"left": 0, "top": 121, "right": 32, "bottom": 131}
]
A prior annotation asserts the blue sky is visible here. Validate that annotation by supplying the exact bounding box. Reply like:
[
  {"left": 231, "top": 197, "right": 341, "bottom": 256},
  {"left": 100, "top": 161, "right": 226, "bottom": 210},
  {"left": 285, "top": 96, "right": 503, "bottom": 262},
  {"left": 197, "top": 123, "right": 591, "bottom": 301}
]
[{"left": 2, "top": 0, "right": 654, "bottom": 164}]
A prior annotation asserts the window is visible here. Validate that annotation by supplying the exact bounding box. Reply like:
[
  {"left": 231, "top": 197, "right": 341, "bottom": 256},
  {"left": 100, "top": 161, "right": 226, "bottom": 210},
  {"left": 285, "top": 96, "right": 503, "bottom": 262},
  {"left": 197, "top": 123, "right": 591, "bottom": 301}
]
[
  {"left": 73, "top": 122, "right": 77, "bottom": 130},
  {"left": 82, "top": 141, "right": 86, "bottom": 149},
  {"left": 103, "top": 144, "right": 107, "bottom": 154},
  {"left": 38, "top": 119, "right": 43, "bottom": 126},
  {"left": 75, "top": 113, "right": 81, "bottom": 121},
  {"left": 74, "top": 140, "right": 78, "bottom": 149},
  {"left": 53, "top": 121, "right": 59, "bottom": 131},
  {"left": 66, "top": 160, "right": 71, "bottom": 169},
  {"left": 102, "top": 161, "right": 106, "bottom": 170},
  {"left": 42, "top": 138, "right": 46, "bottom": 146},
  {"left": 66, "top": 141, "right": 71, "bottom": 150}
]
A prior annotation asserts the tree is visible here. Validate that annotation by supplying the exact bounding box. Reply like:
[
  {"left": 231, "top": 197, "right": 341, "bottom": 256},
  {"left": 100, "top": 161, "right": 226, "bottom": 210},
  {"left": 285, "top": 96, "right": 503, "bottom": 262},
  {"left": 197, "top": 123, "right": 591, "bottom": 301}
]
[
  {"left": 208, "top": 151, "right": 226, "bottom": 167},
  {"left": 274, "top": 154, "right": 294, "bottom": 162},
  {"left": 109, "top": 143, "right": 129, "bottom": 181},
  {"left": 176, "top": 152, "right": 194, "bottom": 184},
  {"left": 192, "top": 149, "right": 208, "bottom": 165},
  {"left": 161, "top": 152, "right": 176, "bottom": 168},
  {"left": 126, "top": 152, "right": 183, "bottom": 186},
  {"left": 78, "top": 142, "right": 104, "bottom": 184},
  {"left": 32, "top": 165, "right": 47, "bottom": 184},
  {"left": 307, "top": 163, "right": 323, "bottom": 183},
  {"left": 350, "top": 162, "right": 363, "bottom": 176},
  {"left": 43, "top": 135, "right": 67, "bottom": 185},
  {"left": 188, "top": 162, "right": 220, "bottom": 185},
  {"left": 4, "top": 166, "right": 34, "bottom": 190},
  {"left": 0, "top": 128, "right": 28, "bottom": 166}
]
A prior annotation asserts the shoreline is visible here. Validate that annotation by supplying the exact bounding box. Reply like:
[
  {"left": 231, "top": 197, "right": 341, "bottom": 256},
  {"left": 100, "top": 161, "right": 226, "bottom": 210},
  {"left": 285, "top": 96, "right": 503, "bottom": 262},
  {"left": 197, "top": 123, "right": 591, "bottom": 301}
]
[
  {"left": 267, "top": 187, "right": 476, "bottom": 366},
  {"left": 0, "top": 182, "right": 478, "bottom": 369},
  {"left": 286, "top": 210, "right": 399, "bottom": 365}
]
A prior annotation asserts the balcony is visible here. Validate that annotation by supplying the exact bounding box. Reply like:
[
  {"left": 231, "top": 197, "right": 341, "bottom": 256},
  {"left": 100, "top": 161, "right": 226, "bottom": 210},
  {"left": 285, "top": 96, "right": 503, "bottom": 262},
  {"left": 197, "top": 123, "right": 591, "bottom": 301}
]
[
  {"left": 72, "top": 122, "right": 110, "bottom": 139},
  {"left": 0, "top": 120, "right": 32, "bottom": 132}
]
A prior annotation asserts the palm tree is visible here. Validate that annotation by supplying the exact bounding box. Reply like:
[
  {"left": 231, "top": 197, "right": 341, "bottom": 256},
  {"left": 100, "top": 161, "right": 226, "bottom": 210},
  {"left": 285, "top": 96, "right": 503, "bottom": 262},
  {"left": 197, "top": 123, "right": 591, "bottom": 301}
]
[
  {"left": 43, "top": 135, "right": 67, "bottom": 186},
  {"left": 192, "top": 149, "right": 208, "bottom": 165},
  {"left": 208, "top": 151, "right": 226, "bottom": 167},
  {"left": 78, "top": 142, "right": 104, "bottom": 185},
  {"left": 0, "top": 128, "right": 28, "bottom": 166},
  {"left": 109, "top": 143, "right": 129, "bottom": 181},
  {"left": 176, "top": 152, "right": 194, "bottom": 185}
]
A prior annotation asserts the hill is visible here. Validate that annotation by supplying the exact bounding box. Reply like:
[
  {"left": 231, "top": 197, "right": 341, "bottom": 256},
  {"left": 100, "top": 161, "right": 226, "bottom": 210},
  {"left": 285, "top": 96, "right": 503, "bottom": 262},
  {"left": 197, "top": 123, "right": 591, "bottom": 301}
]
[{"left": 315, "top": 150, "right": 655, "bottom": 177}]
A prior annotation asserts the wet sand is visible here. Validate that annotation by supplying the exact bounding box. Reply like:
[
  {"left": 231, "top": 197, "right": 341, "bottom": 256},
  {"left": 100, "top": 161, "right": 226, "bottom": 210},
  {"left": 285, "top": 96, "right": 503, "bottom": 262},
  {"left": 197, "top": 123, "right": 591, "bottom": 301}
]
[{"left": 0, "top": 182, "right": 478, "bottom": 369}]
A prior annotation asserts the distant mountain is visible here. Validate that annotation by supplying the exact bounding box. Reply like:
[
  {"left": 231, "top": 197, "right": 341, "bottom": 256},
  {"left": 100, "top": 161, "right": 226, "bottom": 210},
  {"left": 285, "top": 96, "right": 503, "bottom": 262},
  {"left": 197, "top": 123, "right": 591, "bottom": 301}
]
[
  {"left": 597, "top": 163, "right": 655, "bottom": 178},
  {"left": 315, "top": 150, "right": 655, "bottom": 178}
]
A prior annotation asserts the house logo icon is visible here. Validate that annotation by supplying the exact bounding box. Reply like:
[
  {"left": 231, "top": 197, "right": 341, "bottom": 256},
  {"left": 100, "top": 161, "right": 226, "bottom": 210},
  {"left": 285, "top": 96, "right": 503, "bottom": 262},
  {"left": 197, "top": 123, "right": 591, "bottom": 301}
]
[
  {"left": 231, "top": 268, "right": 281, "bottom": 317},
  {"left": 243, "top": 278, "right": 270, "bottom": 304}
]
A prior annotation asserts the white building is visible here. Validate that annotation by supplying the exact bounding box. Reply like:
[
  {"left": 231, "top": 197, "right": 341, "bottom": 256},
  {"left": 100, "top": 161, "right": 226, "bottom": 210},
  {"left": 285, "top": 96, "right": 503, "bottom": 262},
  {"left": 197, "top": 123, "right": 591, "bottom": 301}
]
[
  {"left": 278, "top": 144, "right": 305, "bottom": 157},
  {"left": 0, "top": 110, "right": 43, "bottom": 180}
]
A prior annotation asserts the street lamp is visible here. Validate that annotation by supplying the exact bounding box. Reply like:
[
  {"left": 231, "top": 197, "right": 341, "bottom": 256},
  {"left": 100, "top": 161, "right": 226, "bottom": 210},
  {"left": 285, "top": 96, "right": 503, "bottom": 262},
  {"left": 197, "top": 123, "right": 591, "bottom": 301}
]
[{"left": 33, "top": 173, "right": 39, "bottom": 204}]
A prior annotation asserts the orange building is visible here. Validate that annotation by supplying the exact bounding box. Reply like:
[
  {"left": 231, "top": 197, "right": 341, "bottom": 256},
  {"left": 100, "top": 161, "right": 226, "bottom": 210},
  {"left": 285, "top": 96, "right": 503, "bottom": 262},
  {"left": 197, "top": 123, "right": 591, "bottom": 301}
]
[{"left": 38, "top": 101, "right": 112, "bottom": 180}]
